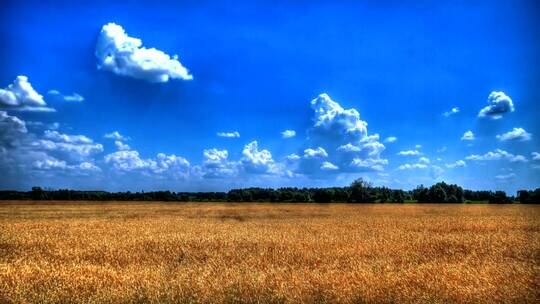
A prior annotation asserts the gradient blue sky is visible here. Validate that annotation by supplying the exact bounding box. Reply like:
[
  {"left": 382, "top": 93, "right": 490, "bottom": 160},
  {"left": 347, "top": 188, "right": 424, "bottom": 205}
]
[{"left": 1, "top": 0, "right": 539, "bottom": 193}]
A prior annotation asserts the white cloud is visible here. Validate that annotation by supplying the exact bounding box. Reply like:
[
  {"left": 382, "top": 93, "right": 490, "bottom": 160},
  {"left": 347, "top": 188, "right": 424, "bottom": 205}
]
[
  {"left": 104, "top": 150, "right": 153, "bottom": 171},
  {"left": 303, "top": 147, "right": 328, "bottom": 158},
  {"left": 104, "top": 149, "right": 190, "bottom": 178},
  {"left": 350, "top": 158, "right": 387, "bottom": 171},
  {"left": 461, "top": 130, "right": 475, "bottom": 141},
  {"left": 33, "top": 157, "right": 67, "bottom": 170},
  {"left": 0, "top": 76, "right": 54, "bottom": 112},
  {"left": 30, "top": 130, "right": 103, "bottom": 160},
  {"left": 337, "top": 143, "right": 361, "bottom": 152},
  {"left": 286, "top": 153, "right": 301, "bottom": 161},
  {"left": 478, "top": 91, "right": 514, "bottom": 119},
  {"left": 532, "top": 152, "right": 540, "bottom": 161},
  {"left": 397, "top": 163, "right": 428, "bottom": 170},
  {"left": 0, "top": 111, "right": 27, "bottom": 146},
  {"left": 104, "top": 131, "right": 130, "bottom": 141},
  {"left": 310, "top": 93, "right": 367, "bottom": 141},
  {"left": 44, "top": 130, "right": 92, "bottom": 144},
  {"left": 445, "top": 160, "right": 466, "bottom": 168},
  {"left": 466, "top": 149, "right": 527, "bottom": 163},
  {"left": 292, "top": 94, "right": 387, "bottom": 174},
  {"left": 443, "top": 107, "right": 459, "bottom": 117},
  {"left": 496, "top": 128, "right": 532, "bottom": 142},
  {"left": 495, "top": 173, "right": 516, "bottom": 181},
  {"left": 397, "top": 150, "right": 420, "bottom": 156},
  {"left": 320, "top": 161, "right": 338, "bottom": 170},
  {"left": 241, "top": 141, "right": 276, "bottom": 174},
  {"left": 78, "top": 162, "right": 101, "bottom": 172},
  {"left": 95, "top": 23, "right": 192, "bottom": 82},
  {"left": 281, "top": 130, "right": 296, "bottom": 138},
  {"left": 384, "top": 136, "right": 397, "bottom": 143},
  {"left": 437, "top": 146, "right": 447, "bottom": 153},
  {"left": 217, "top": 131, "right": 240, "bottom": 138},
  {"left": 200, "top": 148, "right": 237, "bottom": 178},
  {"left": 48, "top": 90, "right": 84, "bottom": 102},
  {"left": 419, "top": 157, "right": 430, "bottom": 164},
  {"left": 114, "top": 140, "right": 130, "bottom": 151}
]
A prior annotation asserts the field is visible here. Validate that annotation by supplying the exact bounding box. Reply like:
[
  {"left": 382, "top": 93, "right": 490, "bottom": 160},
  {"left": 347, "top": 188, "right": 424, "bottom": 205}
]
[{"left": 0, "top": 202, "right": 539, "bottom": 303}]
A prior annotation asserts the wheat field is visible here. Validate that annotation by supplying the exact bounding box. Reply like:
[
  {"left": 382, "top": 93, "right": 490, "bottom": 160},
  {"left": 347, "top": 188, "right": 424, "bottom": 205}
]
[{"left": 0, "top": 202, "right": 538, "bottom": 303}]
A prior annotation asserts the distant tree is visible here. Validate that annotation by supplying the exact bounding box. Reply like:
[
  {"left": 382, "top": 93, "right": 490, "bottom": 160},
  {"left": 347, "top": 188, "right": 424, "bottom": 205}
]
[
  {"left": 313, "top": 188, "right": 334, "bottom": 203},
  {"left": 349, "top": 178, "right": 375, "bottom": 203},
  {"left": 429, "top": 183, "right": 447, "bottom": 203},
  {"left": 489, "top": 191, "right": 511, "bottom": 204},
  {"left": 31, "top": 187, "right": 44, "bottom": 200}
]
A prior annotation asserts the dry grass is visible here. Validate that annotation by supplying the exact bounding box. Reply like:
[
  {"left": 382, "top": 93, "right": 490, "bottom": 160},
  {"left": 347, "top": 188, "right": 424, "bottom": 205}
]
[{"left": 0, "top": 202, "right": 539, "bottom": 303}]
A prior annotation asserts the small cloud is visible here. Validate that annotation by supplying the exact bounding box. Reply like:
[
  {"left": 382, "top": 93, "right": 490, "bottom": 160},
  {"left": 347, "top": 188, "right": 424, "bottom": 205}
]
[
  {"left": 397, "top": 150, "right": 420, "bottom": 156},
  {"left": 303, "top": 147, "right": 328, "bottom": 158},
  {"left": 104, "top": 131, "right": 130, "bottom": 141},
  {"left": 496, "top": 127, "right": 532, "bottom": 142},
  {"left": 466, "top": 149, "right": 527, "bottom": 163},
  {"left": 397, "top": 163, "right": 428, "bottom": 170},
  {"left": 95, "top": 23, "right": 192, "bottom": 82},
  {"left": 495, "top": 173, "right": 516, "bottom": 181},
  {"left": 281, "top": 130, "right": 296, "bottom": 138},
  {"left": 384, "top": 136, "right": 397, "bottom": 143},
  {"left": 337, "top": 143, "right": 361, "bottom": 152},
  {"left": 437, "top": 146, "right": 447, "bottom": 153},
  {"left": 48, "top": 90, "right": 84, "bottom": 102},
  {"left": 217, "top": 131, "right": 240, "bottom": 138},
  {"left": 478, "top": 91, "right": 514, "bottom": 119},
  {"left": 286, "top": 153, "right": 301, "bottom": 161},
  {"left": 320, "top": 161, "right": 338, "bottom": 170},
  {"left": 419, "top": 157, "right": 430, "bottom": 164},
  {"left": 0, "top": 76, "right": 55, "bottom": 112},
  {"left": 461, "top": 130, "right": 475, "bottom": 141},
  {"left": 445, "top": 160, "right": 466, "bottom": 168},
  {"left": 114, "top": 140, "right": 130, "bottom": 151},
  {"left": 532, "top": 152, "right": 540, "bottom": 161},
  {"left": 443, "top": 107, "right": 459, "bottom": 117}
]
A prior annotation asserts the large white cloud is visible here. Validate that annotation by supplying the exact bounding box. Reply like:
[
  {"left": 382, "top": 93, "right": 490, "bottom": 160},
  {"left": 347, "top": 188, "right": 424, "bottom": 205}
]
[
  {"left": 478, "top": 91, "right": 514, "bottom": 119},
  {"left": 241, "top": 141, "right": 278, "bottom": 174},
  {"left": 95, "top": 23, "right": 193, "bottom": 82},
  {"left": 0, "top": 76, "right": 54, "bottom": 112},
  {"left": 295, "top": 93, "right": 387, "bottom": 174},
  {"left": 199, "top": 148, "right": 238, "bottom": 178},
  {"left": 496, "top": 127, "right": 532, "bottom": 142}
]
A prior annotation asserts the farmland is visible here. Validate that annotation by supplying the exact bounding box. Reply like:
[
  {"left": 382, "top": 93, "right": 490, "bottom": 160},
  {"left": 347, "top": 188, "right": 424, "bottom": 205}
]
[{"left": 0, "top": 202, "right": 539, "bottom": 303}]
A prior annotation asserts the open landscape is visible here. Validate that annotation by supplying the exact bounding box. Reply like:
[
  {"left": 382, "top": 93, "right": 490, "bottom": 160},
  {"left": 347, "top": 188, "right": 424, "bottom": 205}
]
[
  {"left": 1, "top": 201, "right": 538, "bottom": 303},
  {"left": 2, "top": 1, "right": 539, "bottom": 303}
]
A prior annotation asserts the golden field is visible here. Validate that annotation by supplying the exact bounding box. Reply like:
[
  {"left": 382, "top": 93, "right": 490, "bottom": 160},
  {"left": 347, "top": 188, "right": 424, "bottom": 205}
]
[{"left": 0, "top": 202, "right": 539, "bottom": 303}]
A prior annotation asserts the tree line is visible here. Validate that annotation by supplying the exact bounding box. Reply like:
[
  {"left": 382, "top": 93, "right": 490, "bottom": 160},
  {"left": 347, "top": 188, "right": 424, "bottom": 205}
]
[{"left": 0, "top": 179, "right": 538, "bottom": 204}]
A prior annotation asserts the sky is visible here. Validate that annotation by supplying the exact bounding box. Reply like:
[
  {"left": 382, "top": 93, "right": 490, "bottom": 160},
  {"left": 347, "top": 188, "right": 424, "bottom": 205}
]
[{"left": 1, "top": 0, "right": 539, "bottom": 194}]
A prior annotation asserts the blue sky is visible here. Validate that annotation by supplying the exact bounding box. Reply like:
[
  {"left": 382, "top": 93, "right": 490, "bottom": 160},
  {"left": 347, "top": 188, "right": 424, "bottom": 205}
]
[{"left": 1, "top": 0, "right": 539, "bottom": 193}]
